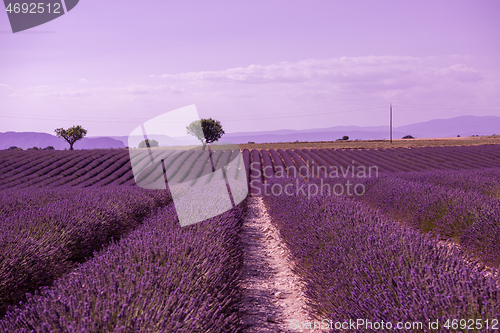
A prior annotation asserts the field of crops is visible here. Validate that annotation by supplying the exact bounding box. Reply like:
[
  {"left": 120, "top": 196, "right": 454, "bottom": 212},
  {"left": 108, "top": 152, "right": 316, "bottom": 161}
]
[
  {"left": 263, "top": 178, "right": 500, "bottom": 331},
  {"left": 1, "top": 144, "right": 499, "bottom": 332},
  {"left": 1, "top": 145, "right": 500, "bottom": 191}
]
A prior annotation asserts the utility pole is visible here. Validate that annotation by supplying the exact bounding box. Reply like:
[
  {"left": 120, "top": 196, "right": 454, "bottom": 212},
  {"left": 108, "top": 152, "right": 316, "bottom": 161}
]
[{"left": 390, "top": 103, "right": 393, "bottom": 144}]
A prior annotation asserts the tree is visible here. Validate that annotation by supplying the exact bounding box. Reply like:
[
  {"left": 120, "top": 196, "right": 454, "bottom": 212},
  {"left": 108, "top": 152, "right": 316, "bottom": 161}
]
[
  {"left": 342, "top": 135, "right": 349, "bottom": 141},
  {"left": 186, "top": 118, "right": 225, "bottom": 150},
  {"left": 55, "top": 125, "right": 87, "bottom": 150},
  {"left": 138, "top": 139, "right": 159, "bottom": 148},
  {"left": 402, "top": 135, "right": 415, "bottom": 139}
]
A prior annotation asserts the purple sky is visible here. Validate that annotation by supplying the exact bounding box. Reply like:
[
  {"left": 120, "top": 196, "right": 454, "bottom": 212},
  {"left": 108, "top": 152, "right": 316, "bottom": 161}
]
[{"left": 1, "top": 0, "right": 499, "bottom": 136}]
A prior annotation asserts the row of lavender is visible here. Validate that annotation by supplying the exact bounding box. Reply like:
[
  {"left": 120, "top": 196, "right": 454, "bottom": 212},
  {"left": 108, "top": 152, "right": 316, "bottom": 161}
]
[
  {"left": 0, "top": 150, "right": 137, "bottom": 190},
  {"left": 0, "top": 198, "right": 246, "bottom": 332},
  {"left": 355, "top": 169, "right": 500, "bottom": 267},
  {"left": 395, "top": 168, "right": 500, "bottom": 199},
  {"left": 0, "top": 187, "right": 170, "bottom": 317},
  {"left": 246, "top": 145, "right": 500, "bottom": 195},
  {"left": 2, "top": 144, "right": 500, "bottom": 189},
  {"left": 252, "top": 162, "right": 500, "bottom": 268},
  {"left": 249, "top": 146, "right": 500, "bottom": 268},
  {"left": 262, "top": 178, "right": 500, "bottom": 332}
]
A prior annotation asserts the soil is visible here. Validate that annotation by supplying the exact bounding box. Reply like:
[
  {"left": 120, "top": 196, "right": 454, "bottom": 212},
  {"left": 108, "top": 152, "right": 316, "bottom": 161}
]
[
  {"left": 238, "top": 135, "right": 500, "bottom": 150},
  {"left": 436, "top": 239, "right": 500, "bottom": 281},
  {"left": 239, "top": 197, "right": 322, "bottom": 332}
]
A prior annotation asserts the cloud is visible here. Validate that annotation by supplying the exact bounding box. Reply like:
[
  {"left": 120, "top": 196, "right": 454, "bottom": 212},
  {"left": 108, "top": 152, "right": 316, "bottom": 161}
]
[
  {"left": 437, "top": 64, "right": 483, "bottom": 82},
  {"left": 79, "top": 78, "right": 90, "bottom": 83},
  {"left": 25, "top": 84, "right": 184, "bottom": 99},
  {"left": 125, "top": 84, "right": 184, "bottom": 95},
  {"left": 38, "top": 90, "right": 92, "bottom": 98},
  {"left": 160, "top": 56, "right": 422, "bottom": 84},
  {"left": 150, "top": 55, "right": 500, "bottom": 128},
  {"left": 156, "top": 56, "right": 490, "bottom": 96},
  {"left": 0, "top": 83, "right": 10, "bottom": 88}
]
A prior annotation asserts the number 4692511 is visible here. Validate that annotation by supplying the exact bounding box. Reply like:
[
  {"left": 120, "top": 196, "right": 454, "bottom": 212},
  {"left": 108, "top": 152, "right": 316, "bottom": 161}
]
[{"left": 5, "top": 2, "right": 62, "bottom": 14}]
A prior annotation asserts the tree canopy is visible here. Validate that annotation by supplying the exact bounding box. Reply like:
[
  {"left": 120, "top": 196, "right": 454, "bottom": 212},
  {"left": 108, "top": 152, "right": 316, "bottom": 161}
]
[
  {"left": 186, "top": 118, "right": 225, "bottom": 150},
  {"left": 138, "top": 139, "right": 159, "bottom": 148},
  {"left": 55, "top": 125, "right": 87, "bottom": 150}
]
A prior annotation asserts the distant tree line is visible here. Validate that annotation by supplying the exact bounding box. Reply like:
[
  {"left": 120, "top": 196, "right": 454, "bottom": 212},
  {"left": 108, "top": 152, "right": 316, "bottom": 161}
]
[
  {"left": 5, "top": 146, "right": 55, "bottom": 151},
  {"left": 138, "top": 139, "right": 159, "bottom": 148}
]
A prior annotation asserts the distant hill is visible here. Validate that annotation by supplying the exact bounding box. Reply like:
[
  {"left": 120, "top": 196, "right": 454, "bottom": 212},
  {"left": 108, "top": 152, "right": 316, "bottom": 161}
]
[
  {"left": 0, "top": 132, "right": 125, "bottom": 150},
  {"left": 219, "top": 115, "right": 500, "bottom": 143},
  {"left": 2, "top": 115, "right": 499, "bottom": 149},
  {"left": 396, "top": 115, "right": 500, "bottom": 138}
]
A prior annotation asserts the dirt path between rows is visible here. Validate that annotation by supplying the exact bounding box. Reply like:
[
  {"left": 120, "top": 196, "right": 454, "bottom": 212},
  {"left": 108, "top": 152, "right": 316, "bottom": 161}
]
[{"left": 239, "top": 197, "right": 322, "bottom": 332}]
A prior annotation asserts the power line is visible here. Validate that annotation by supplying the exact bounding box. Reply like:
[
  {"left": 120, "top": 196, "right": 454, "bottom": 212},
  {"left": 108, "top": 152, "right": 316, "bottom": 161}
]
[
  {"left": 0, "top": 104, "right": 497, "bottom": 124},
  {"left": 0, "top": 106, "right": 387, "bottom": 123},
  {"left": 220, "top": 106, "right": 387, "bottom": 121},
  {"left": 393, "top": 104, "right": 500, "bottom": 111},
  {"left": 0, "top": 114, "right": 144, "bottom": 123}
]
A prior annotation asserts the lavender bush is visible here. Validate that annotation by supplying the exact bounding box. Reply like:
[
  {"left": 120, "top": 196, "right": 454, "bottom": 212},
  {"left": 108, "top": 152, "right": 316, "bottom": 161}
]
[
  {"left": 396, "top": 167, "right": 500, "bottom": 199},
  {"left": 263, "top": 178, "right": 500, "bottom": 332},
  {"left": 359, "top": 175, "right": 500, "bottom": 266},
  {"left": 0, "top": 186, "right": 171, "bottom": 317},
  {"left": 0, "top": 200, "right": 246, "bottom": 332}
]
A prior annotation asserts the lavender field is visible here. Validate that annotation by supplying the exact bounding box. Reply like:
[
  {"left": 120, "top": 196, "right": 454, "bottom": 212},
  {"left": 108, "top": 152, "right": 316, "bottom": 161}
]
[
  {"left": 0, "top": 145, "right": 499, "bottom": 332},
  {"left": 263, "top": 180, "right": 500, "bottom": 331},
  {"left": 4, "top": 0, "right": 500, "bottom": 330},
  {"left": 2, "top": 145, "right": 500, "bottom": 190}
]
